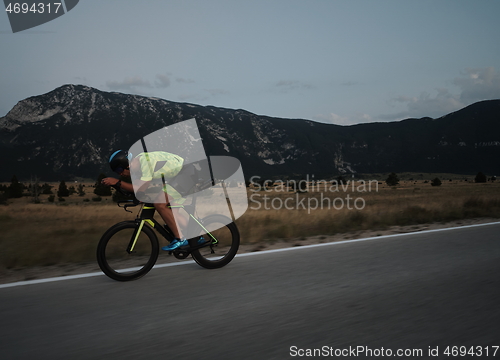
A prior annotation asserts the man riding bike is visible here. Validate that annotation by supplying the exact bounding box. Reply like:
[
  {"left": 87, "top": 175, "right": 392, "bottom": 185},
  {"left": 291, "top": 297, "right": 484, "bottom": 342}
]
[{"left": 101, "top": 150, "right": 190, "bottom": 251}]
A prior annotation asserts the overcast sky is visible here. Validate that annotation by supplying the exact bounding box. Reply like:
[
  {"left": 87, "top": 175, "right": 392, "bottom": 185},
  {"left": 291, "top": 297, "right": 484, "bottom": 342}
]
[{"left": 1, "top": 0, "right": 500, "bottom": 125}]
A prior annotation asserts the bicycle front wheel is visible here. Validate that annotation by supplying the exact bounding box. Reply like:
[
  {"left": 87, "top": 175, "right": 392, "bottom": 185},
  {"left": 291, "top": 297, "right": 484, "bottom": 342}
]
[
  {"left": 191, "top": 215, "right": 240, "bottom": 269},
  {"left": 97, "top": 221, "right": 159, "bottom": 281}
]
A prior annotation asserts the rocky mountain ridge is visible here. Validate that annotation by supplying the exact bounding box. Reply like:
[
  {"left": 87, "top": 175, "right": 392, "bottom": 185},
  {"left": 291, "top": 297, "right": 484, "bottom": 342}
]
[{"left": 1, "top": 84, "right": 499, "bottom": 181}]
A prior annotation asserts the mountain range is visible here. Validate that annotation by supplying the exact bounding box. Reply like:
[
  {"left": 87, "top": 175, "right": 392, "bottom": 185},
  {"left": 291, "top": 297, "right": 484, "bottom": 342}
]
[{"left": 1, "top": 84, "right": 499, "bottom": 181}]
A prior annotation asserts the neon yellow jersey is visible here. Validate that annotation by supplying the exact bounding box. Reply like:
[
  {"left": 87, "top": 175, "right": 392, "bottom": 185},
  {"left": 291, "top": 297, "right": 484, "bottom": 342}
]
[{"left": 136, "top": 152, "right": 184, "bottom": 182}]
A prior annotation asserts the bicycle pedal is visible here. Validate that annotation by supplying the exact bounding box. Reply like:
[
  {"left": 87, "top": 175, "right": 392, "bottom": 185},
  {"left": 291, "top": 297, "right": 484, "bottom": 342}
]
[{"left": 173, "top": 250, "right": 190, "bottom": 259}]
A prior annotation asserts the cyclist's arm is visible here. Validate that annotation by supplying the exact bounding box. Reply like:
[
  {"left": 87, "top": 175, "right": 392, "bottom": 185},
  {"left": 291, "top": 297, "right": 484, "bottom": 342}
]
[
  {"left": 118, "top": 180, "right": 135, "bottom": 193},
  {"left": 101, "top": 177, "right": 135, "bottom": 193}
]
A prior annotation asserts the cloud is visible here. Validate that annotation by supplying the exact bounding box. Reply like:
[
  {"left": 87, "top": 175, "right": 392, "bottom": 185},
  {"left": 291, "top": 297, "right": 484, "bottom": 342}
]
[
  {"left": 454, "top": 67, "right": 500, "bottom": 104},
  {"left": 107, "top": 73, "right": 174, "bottom": 92},
  {"left": 340, "top": 81, "right": 359, "bottom": 87},
  {"left": 314, "top": 112, "right": 372, "bottom": 125},
  {"left": 380, "top": 67, "right": 500, "bottom": 121},
  {"left": 205, "top": 89, "right": 229, "bottom": 96},
  {"left": 177, "top": 88, "right": 229, "bottom": 103},
  {"left": 106, "top": 76, "right": 152, "bottom": 91},
  {"left": 314, "top": 113, "right": 349, "bottom": 125},
  {"left": 154, "top": 74, "right": 171, "bottom": 88},
  {"left": 177, "top": 94, "right": 206, "bottom": 102},
  {"left": 275, "top": 80, "right": 313, "bottom": 92},
  {"left": 176, "top": 77, "right": 195, "bottom": 84},
  {"left": 73, "top": 76, "right": 87, "bottom": 82},
  {"left": 382, "top": 89, "right": 463, "bottom": 120}
]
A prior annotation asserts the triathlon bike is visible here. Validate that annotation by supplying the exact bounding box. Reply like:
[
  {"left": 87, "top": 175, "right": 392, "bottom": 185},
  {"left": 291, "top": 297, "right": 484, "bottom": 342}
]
[{"left": 96, "top": 197, "right": 240, "bottom": 281}]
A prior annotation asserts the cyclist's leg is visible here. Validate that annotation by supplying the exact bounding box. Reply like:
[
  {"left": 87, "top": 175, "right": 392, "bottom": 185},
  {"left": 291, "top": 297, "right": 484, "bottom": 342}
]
[
  {"left": 153, "top": 190, "right": 187, "bottom": 239},
  {"left": 154, "top": 198, "right": 181, "bottom": 238}
]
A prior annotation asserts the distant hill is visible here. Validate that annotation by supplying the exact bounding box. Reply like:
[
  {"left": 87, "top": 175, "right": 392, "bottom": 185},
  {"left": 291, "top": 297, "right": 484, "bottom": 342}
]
[{"left": 1, "top": 84, "right": 499, "bottom": 181}]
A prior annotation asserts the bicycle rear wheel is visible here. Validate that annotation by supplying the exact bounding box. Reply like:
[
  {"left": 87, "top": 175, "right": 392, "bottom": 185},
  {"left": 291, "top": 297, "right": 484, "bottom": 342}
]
[
  {"left": 191, "top": 215, "right": 240, "bottom": 269},
  {"left": 97, "top": 221, "right": 159, "bottom": 281}
]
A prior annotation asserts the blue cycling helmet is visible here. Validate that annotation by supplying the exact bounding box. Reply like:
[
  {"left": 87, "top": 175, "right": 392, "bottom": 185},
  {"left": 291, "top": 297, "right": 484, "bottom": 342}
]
[{"left": 109, "top": 150, "right": 131, "bottom": 174}]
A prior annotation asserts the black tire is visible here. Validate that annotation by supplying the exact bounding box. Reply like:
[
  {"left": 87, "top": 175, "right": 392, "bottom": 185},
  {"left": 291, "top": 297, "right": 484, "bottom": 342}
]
[
  {"left": 191, "top": 215, "right": 240, "bottom": 269},
  {"left": 97, "top": 221, "right": 159, "bottom": 281}
]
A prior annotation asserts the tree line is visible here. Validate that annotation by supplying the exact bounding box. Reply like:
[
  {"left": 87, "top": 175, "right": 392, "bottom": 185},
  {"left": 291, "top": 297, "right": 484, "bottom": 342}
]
[
  {"left": 385, "top": 171, "right": 494, "bottom": 187},
  {"left": 1, "top": 170, "right": 496, "bottom": 205},
  {"left": 0, "top": 173, "right": 128, "bottom": 204}
]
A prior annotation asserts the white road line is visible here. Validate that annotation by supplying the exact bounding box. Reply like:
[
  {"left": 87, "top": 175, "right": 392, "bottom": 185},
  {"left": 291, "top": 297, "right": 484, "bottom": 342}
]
[
  {"left": 1, "top": 221, "right": 499, "bottom": 289},
  {"left": 237, "top": 220, "right": 500, "bottom": 257},
  {"left": 0, "top": 261, "right": 191, "bottom": 289}
]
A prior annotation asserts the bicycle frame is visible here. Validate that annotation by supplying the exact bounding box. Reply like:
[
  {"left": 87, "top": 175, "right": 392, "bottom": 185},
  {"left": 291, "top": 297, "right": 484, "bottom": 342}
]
[
  {"left": 98, "top": 190, "right": 240, "bottom": 281},
  {"left": 120, "top": 201, "right": 218, "bottom": 255}
]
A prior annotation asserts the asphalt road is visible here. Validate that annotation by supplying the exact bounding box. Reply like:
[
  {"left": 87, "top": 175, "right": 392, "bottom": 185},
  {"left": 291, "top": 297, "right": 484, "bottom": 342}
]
[{"left": 1, "top": 223, "right": 499, "bottom": 359}]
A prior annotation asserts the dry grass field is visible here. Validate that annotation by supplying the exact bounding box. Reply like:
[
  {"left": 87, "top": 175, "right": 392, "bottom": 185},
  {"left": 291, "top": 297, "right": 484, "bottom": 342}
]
[
  {"left": 239, "top": 178, "right": 500, "bottom": 242},
  {"left": 1, "top": 176, "right": 500, "bottom": 275}
]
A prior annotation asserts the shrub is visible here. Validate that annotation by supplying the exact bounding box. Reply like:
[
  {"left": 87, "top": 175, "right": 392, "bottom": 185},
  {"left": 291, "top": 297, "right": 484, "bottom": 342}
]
[
  {"left": 431, "top": 177, "right": 442, "bottom": 187},
  {"left": 94, "top": 173, "right": 112, "bottom": 196},
  {"left": 475, "top": 172, "right": 487, "bottom": 183},
  {"left": 42, "top": 183, "right": 53, "bottom": 194},
  {"left": 57, "top": 180, "right": 70, "bottom": 197},
  {"left": 386, "top": 172, "right": 399, "bottom": 186},
  {"left": 77, "top": 184, "right": 86, "bottom": 196},
  {"left": 0, "top": 192, "right": 8, "bottom": 205},
  {"left": 7, "top": 175, "right": 24, "bottom": 198}
]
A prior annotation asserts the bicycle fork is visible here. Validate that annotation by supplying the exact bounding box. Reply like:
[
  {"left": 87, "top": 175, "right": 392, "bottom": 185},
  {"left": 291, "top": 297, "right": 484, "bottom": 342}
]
[{"left": 127, "top": 219, "right": 154, "bottom": 254}]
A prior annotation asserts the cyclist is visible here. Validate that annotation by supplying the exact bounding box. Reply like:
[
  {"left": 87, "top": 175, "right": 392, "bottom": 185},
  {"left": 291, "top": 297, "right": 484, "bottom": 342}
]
[{"left": 101, "top": 150, "right": 189, "bottom": 251}]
